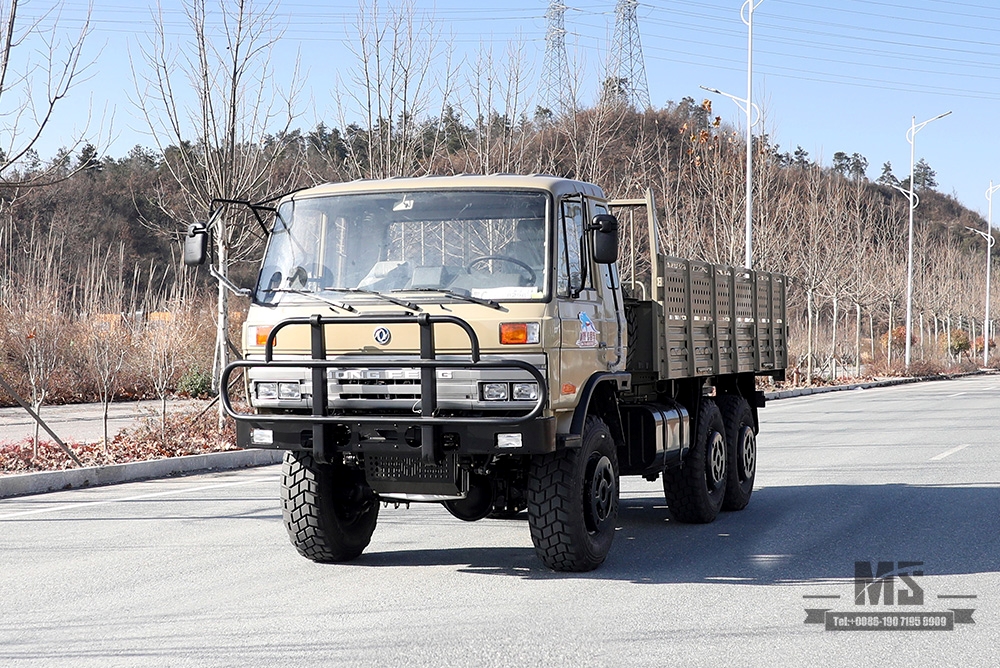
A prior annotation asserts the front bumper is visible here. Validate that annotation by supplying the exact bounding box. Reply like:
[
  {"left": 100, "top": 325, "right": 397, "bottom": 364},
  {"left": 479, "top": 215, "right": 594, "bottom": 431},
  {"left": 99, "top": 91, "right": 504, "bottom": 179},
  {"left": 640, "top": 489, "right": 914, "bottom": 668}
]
[{"left": 235, "top": 414, "right": 556, "bottom": 455}]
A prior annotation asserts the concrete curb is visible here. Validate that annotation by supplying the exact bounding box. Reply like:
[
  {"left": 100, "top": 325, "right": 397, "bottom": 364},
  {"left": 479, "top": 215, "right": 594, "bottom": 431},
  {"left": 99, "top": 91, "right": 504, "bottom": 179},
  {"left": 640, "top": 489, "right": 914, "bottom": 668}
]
[
  {"left": 0, "top": 448, "right": 285, "bottom": 500},
  {"left": 763, "top": 370, "right": 993, "bottom": 401}
]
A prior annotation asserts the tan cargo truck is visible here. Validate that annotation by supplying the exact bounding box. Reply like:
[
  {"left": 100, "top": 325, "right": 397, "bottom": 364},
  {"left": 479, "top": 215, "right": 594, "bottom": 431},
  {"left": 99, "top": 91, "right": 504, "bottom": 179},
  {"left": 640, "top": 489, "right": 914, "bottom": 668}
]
[{"left": 185, "top": 175, "right": 788, "bottom": 572}]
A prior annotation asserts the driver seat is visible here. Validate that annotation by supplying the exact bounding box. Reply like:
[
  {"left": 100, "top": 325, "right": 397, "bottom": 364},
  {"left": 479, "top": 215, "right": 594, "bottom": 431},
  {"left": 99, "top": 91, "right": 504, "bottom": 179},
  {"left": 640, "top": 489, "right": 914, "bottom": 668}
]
[{"left": 502, "top": 218, "right": 545, "bottom": 269}]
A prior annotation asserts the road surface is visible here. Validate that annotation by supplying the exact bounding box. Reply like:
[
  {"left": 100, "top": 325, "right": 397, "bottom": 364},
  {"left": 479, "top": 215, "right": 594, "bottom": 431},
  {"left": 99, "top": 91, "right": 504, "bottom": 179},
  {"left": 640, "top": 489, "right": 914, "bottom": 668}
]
[{"left": 1, "top": 376, "right": 997, "bottom": 667}]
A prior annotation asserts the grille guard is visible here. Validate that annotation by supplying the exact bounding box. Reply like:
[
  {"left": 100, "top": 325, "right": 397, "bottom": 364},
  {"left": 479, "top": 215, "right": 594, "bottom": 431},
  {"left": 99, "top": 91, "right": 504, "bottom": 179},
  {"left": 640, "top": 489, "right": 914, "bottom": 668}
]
[{"left": 221, "top": 313, "right": 547, "bottom": 464}]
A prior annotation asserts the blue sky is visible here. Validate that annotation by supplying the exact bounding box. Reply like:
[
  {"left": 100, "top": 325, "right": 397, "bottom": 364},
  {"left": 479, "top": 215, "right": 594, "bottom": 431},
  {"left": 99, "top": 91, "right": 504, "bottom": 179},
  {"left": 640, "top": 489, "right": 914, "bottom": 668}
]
[{"left": 15, "top": 0, "right": 1000, "bottom": 217}]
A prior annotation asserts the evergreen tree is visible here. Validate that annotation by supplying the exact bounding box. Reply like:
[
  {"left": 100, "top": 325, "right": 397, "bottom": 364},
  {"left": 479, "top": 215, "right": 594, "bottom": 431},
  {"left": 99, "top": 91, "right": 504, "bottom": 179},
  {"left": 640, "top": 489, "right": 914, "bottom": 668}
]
[
  {"left": 793, "top": 145, "right": 810, "bottom": 168},
  {"left": 76, "top": 144, "right": 102, "bottom": 173},
  {"left": 832, "top": 151, "right": 850, "bottom": 176},
  {"left": 849, "top": 153, "right": 868, "bottom": 180},
  {"left": 913, "top": 158, "right": 937, "bottom": 190},
  {"left": 877, "top": 161, "right": 899, "bottom": 187}
]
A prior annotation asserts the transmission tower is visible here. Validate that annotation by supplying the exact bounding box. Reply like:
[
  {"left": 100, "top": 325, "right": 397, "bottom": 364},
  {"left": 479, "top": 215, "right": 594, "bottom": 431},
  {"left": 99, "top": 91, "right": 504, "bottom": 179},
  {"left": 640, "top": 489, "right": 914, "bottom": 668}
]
[
  {"left": 539, "top": 1, "right": 571, "bottom": 117},
  {"left": 607, "top": 0, "right": 650, "bottom": 109}
]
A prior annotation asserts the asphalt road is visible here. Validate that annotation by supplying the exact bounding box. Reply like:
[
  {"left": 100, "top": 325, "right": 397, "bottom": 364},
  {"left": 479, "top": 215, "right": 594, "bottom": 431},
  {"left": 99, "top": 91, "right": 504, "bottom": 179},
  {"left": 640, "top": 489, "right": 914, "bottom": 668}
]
[{"left": 1, "top": 376, "right": 998, "bottom": 667}]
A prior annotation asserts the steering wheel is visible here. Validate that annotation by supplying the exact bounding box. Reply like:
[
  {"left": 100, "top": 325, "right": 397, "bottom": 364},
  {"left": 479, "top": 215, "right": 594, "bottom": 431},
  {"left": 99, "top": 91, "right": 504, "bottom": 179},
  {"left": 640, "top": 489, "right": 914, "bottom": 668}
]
[
  {"left": 466, "top": 255, "right": 537, "bottom": 285},
  {"left": 286, "top": 266, "right": 309, "bottom": 289}
]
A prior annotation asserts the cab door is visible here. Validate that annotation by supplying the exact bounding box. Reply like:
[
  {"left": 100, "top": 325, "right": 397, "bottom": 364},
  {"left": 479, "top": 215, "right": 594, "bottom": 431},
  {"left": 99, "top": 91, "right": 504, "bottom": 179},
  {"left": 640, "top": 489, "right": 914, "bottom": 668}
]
[
  {"left": 588, "top": 198, "right": 625, "bottom": 372},
  {"left": 556, "top": 196, "right": 607, "bottom": 404}
]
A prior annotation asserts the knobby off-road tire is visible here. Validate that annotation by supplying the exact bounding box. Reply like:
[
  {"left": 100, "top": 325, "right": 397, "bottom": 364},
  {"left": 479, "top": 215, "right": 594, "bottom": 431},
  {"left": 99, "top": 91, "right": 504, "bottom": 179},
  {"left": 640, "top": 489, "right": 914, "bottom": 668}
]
[
  {"left": 281, "top": 451, "right": 379, "bottom": 563},
  {"left": 527, "top": 416, "right": 619, "bottom": 572},
  {"left": 716, "top": 394, "right": 756, "bottom": 511},
  {"left": 663, "top": 399, "right": 727, "bottom": 523}
]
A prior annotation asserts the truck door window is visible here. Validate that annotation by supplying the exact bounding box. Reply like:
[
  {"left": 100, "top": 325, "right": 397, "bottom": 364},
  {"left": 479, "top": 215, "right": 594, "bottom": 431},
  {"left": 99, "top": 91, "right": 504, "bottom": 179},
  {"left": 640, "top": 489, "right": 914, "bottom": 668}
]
[{"left": 558, "top": 197, "right": 587, "bottom": 297}]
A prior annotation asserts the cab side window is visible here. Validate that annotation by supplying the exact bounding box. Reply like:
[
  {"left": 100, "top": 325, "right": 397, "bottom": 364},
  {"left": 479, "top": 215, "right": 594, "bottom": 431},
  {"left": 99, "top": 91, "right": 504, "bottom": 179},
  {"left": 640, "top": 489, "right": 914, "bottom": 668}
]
[{"left": 557, "top": 197, "right": 587, "bottom": 296}]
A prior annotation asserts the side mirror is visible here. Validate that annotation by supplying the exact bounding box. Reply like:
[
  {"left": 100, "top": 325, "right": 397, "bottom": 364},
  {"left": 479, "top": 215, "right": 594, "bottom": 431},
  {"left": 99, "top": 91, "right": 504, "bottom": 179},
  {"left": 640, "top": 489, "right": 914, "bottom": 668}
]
[
  {"left": 184, "top": 223, "right": 208, "bottom": 266},
  {"left": 590, "top": 214, "right": 619, "bottom": 264}
]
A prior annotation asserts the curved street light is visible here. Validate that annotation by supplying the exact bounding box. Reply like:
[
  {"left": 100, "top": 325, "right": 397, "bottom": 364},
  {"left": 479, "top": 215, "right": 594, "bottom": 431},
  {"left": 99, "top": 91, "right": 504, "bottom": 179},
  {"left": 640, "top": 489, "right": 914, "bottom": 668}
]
[
  {"left": 903, "top": 111, "right": 951, "bottom": 370},
  {"left": 699, "top": 85, "right": 761, "bottom": 269},
  {"left": 969, "top": 180, "right": 1000, "bottom": 367},
  {"left": 699, "top": 0, "right": 763, "bottom": 270}
]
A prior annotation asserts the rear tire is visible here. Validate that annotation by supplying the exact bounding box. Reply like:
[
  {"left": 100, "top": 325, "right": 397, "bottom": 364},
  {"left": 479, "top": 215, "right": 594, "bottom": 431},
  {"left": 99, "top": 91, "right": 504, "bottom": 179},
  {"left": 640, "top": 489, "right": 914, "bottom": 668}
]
[
  {"left": 717, "top": 394, "right": 756, "bottom": 511},
  {"left": 663, "top": 399, "right": 727, "bottom": 523},
  {"left": 281, "top": 451, "right": 379, "bottom": 563},
  {"left": 527, "top": 416, "right": 619, "bottom": 572}
]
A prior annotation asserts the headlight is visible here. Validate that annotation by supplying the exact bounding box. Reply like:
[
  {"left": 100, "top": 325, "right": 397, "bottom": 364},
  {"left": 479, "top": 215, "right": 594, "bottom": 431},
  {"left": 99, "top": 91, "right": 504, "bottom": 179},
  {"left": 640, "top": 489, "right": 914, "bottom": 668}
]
[
  {"left": 278, "top": 382, "right": 301, "bottom": 400},
  {"left": 256, "top": 382, "right": 278, "bottom": 400},
  {"left": 512, "top": 382, "right": 539, "bottom": 401},
  {"left": 481, "top": 382, "right": 509, "bottom": 401}
]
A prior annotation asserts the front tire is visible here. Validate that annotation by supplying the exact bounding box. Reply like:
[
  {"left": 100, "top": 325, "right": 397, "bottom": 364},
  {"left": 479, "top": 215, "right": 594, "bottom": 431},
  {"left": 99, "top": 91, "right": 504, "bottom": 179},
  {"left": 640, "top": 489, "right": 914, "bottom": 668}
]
[
  {"left": 527, "top": 416, "right": 619, "bottom": 572},
  {"left": 662, "top": 399, "right": 727, "bottom": 523},
  {"left": 717, "top": 394, "right": 756, "bottom": 511},
  {"left": 281, "top": 451, "right": 379, "bottom": 563}
]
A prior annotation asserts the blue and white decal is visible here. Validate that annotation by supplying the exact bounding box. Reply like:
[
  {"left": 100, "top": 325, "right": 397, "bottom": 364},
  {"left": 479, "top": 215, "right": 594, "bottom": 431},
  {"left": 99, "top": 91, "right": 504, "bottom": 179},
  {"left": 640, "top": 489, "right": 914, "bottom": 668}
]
[{"left": 577, "top": 311, "right": 599, "bottom": 348}]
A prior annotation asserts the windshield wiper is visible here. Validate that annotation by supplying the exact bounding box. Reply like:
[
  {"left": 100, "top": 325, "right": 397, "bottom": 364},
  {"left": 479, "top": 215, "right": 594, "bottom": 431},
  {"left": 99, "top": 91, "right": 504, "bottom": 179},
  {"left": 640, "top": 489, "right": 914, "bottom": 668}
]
[
  {"left": 323, "top": 287, "right": 420, "bottom": 311},
  {"left": 392, "top": 288, "right": 502, "bottom": 311},
  {"left": 260, "top": 288, "right": 357, "bottom": 313}
]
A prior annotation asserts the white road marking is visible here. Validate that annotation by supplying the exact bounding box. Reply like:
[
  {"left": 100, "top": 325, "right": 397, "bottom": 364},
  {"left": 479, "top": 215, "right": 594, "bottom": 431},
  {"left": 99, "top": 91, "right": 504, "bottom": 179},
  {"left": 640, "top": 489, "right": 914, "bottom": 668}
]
[
  {"left": 929, "top": 444, "right": 971, "bottom": 462},
  {"left": 0, "top": 475, "right": 279, "bottom": 520},
  {"left": 945, "top": 392, "right": 967, "bottom": 398}
]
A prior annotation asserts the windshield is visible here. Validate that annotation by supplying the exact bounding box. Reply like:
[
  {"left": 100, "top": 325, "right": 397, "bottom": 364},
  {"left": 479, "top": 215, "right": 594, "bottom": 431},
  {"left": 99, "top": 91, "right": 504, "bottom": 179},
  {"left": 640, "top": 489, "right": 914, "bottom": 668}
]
[{"left": 256, "top": 189, "right": 549, "bottom": 303}]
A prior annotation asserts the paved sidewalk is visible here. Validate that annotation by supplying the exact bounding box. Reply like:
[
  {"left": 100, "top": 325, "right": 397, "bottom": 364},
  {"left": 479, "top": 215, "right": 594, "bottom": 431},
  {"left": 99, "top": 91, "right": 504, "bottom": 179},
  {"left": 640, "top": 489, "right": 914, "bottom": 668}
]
[
  {"left": 0, "top": 398, "right": 209, "bottom": 445},
  {"left": 762, "top": 369, "right": 992, "bottom": 400}
]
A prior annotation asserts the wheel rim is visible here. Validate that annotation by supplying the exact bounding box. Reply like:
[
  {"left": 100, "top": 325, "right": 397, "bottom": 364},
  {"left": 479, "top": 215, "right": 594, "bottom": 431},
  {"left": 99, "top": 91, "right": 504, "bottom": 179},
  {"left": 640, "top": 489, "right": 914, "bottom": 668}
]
[
  {"left": 585, "top": 454, "right": 616, "bottom": 532},
  {"left": 739, "top": 426, "right": 756, "bottom": 482},
  {"left": 708, "top": 431, "right": 726, "bottom": 490}
]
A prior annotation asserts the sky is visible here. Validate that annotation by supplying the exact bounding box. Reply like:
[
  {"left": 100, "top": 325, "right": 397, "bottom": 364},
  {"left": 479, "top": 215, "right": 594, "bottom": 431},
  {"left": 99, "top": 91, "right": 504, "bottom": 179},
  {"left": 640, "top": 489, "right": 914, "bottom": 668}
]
[{"left": 11, "top": 0, "right": 1000, "bottom": 218}]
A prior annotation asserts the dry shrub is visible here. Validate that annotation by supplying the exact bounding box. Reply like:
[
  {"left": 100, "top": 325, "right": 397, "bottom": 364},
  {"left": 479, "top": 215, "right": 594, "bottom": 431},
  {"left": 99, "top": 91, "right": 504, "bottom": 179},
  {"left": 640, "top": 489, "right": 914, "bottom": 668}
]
[
  {"left": 0, "top": 292, "right": 227, "bottom": 408},
  {"left": 906, "top": 359, "right": 947, "bottom": 377}
]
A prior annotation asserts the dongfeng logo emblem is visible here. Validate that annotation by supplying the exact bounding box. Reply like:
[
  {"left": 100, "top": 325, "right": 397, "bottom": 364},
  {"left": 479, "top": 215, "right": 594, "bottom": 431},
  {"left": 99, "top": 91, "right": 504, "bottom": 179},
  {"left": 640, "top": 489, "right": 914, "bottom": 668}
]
[{"left": 373, "top": 327, "right": 391, "bottom": 345}]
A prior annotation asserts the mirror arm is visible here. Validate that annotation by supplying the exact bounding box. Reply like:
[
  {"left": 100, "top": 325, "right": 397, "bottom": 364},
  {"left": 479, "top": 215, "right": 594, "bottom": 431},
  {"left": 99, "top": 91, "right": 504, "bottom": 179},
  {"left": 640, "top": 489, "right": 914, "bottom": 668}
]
[{"left": 209, "top": 264, "right": 252, "bottom": 297}]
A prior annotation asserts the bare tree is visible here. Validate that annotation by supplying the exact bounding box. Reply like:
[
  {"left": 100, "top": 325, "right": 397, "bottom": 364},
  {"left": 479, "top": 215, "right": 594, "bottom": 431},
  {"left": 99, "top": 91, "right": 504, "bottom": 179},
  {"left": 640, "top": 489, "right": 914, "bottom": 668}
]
[
  {"left": 134, "top": 0, "right": 302, "bottom": 417},
  {"left": 4, "top": 225, "right": 67, "bottom": 455},
  {"left": 143, "top": 311, "right": 180, "bottom": 445},
  {"left": 460, "top": 37, "right": 533, "bottom": 174},
  {"left": 0, "top": 0, "right": 94, "bottom": 188},
  {"left": 81, "top": 243, "right": 136, "bottom": 450},
  {"left": 788, "top": 170, "right": 839, "bottom": 382},
  {"left": 338, "top": 0, "right": 443, "bottom": 179}
]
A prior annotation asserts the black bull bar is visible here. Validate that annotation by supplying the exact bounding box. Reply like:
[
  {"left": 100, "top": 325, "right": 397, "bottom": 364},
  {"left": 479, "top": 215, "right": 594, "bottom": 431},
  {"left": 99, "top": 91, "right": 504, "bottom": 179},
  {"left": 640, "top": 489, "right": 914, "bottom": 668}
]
[{"left": 221, "top": 313, "right": 547, "bottom": 464}]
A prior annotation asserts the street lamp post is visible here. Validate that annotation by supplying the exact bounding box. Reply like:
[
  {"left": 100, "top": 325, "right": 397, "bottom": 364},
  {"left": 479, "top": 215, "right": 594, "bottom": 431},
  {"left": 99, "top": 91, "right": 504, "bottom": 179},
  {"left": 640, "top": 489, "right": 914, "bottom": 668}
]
[
  {"left": 699, "top": 0, "right": 762, "bottom": 269},
  {"left": 903, "top": 111, "right": 951, "bottom": 370},
  {"left": 700, "top": 85, "right": 761, "bottom": 268},
  {"left": 971, "top": 180, "right": 999, "bottom": 367}
]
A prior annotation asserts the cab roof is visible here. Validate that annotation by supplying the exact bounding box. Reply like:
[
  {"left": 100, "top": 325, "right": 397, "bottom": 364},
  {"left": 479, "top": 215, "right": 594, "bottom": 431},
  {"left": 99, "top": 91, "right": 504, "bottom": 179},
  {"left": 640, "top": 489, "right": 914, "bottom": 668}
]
[{"left": 286, "top": 174, "right": 606, "bottom": 202}]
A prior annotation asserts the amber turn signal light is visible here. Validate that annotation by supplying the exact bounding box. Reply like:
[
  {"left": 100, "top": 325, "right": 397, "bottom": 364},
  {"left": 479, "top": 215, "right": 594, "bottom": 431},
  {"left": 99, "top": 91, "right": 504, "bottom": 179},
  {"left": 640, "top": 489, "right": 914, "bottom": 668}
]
[
  {"left": 499, "top": 322, "right": 540, "bottom": 345},
  {"left": 253, "top": 325, "right": 274, "bottom": 347}
]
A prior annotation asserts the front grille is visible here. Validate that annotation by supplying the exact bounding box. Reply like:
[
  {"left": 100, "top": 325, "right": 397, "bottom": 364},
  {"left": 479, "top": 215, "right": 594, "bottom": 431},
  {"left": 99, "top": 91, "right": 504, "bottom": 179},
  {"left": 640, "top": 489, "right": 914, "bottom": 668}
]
[{"left": 336, "top": 377, "right": 421, "bottom": 401}]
